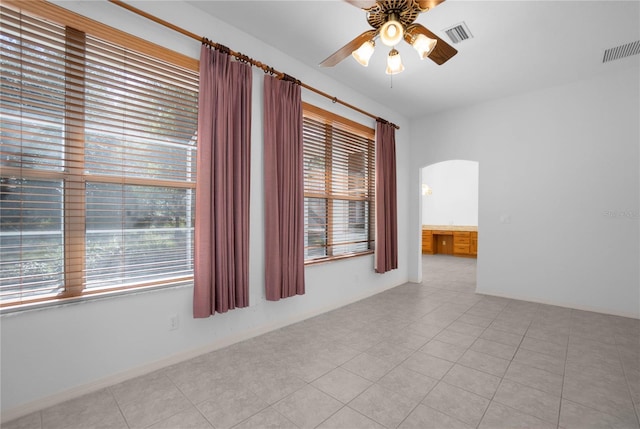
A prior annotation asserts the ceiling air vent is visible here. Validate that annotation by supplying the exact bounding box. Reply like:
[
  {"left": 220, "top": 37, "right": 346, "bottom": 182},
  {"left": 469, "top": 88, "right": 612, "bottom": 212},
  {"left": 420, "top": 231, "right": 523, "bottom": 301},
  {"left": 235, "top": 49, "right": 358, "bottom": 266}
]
[
  {"left": 444, "top": 22, "right": 473, "bottom": 44},
  {"left": 602, "top": 40, "right": 640, "bottom": 63}
]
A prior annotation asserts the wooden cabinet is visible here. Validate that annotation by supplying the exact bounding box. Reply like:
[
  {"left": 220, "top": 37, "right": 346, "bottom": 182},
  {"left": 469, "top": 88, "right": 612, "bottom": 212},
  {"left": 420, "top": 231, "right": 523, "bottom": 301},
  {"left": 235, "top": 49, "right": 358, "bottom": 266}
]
[
  {"left": 453, "top": 231, "right": 470, "bottom": 255},
  {"left": 422, "top": 229, "right": 434, "bottom": 254},
  {"left": 422, "top": 226, "right": 477, "bottom": 258},
  {"left": 470, "top": 231, "right": 478, "bottom": 256}
]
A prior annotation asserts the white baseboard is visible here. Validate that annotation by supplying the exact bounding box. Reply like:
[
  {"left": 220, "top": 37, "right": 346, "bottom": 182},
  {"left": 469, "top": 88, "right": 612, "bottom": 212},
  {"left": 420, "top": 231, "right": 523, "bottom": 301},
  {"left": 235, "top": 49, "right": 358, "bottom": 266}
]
[
  {"left": 476, "top": 289, "right": 640, "bottom": 320},
  {"left": 1, "top": 280, "right": 404, "bottom": 424}
]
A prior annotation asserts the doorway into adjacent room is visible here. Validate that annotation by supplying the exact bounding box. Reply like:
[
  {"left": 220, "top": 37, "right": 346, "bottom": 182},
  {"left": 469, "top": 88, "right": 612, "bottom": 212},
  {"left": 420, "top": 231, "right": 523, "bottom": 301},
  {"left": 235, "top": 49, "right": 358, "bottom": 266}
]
[{"left": 419, "top": 160, "right": 479, "bottom": 281}]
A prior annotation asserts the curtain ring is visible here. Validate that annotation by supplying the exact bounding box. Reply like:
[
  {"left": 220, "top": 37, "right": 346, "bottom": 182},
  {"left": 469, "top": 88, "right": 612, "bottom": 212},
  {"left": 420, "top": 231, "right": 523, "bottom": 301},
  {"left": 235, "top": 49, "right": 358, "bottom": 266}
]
[{"left": 332, "top": 97, "right": 338, "bottom": 104}]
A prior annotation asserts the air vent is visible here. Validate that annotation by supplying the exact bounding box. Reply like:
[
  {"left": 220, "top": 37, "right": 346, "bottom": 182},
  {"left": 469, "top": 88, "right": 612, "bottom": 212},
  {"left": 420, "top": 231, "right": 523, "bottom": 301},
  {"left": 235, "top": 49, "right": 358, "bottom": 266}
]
[
  {"left": 602, "top": 40, "right": 640, "bottom": 63},
  {"left": 444, "top": 22, "right": 473, "bottom": 44}
]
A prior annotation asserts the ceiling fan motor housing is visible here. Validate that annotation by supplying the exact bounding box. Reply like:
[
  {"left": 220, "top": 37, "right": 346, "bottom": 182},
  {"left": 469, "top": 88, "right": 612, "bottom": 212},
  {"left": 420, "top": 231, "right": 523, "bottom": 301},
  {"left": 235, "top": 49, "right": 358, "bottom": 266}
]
[{"left": 366, "top": 0, "right": 426, "bottom": 29}]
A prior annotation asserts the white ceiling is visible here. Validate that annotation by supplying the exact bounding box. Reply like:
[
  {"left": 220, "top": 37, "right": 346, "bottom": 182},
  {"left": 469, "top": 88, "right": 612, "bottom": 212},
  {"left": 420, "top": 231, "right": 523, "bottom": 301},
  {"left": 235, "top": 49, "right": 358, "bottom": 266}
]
[{"left": 185, "top": 0, "right": 640, "bottom": 118}]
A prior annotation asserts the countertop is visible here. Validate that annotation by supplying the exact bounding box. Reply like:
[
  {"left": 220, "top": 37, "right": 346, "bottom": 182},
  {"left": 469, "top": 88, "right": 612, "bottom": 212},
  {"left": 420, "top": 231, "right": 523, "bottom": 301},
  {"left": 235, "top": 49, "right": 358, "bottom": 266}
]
[{"left": 422, "top": 225, "right": 478, "bottom": 232}]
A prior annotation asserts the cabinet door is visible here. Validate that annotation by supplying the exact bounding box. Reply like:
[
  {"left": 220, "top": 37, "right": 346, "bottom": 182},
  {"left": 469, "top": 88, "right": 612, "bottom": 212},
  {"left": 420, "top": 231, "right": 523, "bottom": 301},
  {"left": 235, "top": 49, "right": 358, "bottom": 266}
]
[
  {"left": 470, "top": 232, "right": 478, "bottom": 255},
  {"left": 422, "top": 230, "right": 434, "bottom": 253},
  {"left": 453, "top": 232, "right": 470, "bottom": 255}
]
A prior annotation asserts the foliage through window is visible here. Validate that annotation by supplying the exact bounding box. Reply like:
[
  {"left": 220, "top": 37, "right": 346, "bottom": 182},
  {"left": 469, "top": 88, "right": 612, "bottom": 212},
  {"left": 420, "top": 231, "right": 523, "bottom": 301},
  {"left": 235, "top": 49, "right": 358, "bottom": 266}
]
[
  {"left": 303, "top": 103, "right": 375, "bottom": 262},
  {"left": 0, "top": 4, "right": 199, "bottom": 307}
]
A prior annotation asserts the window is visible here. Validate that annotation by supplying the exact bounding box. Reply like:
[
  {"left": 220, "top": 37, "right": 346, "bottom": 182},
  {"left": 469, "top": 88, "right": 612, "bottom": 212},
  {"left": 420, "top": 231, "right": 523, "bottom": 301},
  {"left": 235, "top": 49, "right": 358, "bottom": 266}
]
[
  {"left": 303, "top": 103, "right": 375, "bottom": 263},
  {"left": 0, "top": 3, "right": 199, "bottom": 308}
]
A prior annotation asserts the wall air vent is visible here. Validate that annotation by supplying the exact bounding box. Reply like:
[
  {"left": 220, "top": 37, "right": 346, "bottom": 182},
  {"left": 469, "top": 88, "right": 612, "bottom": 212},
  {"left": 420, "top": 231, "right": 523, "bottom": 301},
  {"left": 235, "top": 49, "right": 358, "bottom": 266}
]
[
  {"left": 444, "top": 22, "right": 473, "bottom": 44},
  {"left": 602, "top": 40, "right": 640, "bottom": 63}
]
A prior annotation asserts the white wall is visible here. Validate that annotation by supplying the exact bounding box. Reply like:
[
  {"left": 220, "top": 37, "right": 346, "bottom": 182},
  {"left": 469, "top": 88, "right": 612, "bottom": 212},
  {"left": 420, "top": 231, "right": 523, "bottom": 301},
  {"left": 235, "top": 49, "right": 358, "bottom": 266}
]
[
  {"left": 409, "top": 65, "right": 640, "bottom": 318},
  {"left": 421, "top": 160, "right": 479, "bottom": 226},
  {"left": 0, "top": 1, "right": 411, "bottom": 419}
]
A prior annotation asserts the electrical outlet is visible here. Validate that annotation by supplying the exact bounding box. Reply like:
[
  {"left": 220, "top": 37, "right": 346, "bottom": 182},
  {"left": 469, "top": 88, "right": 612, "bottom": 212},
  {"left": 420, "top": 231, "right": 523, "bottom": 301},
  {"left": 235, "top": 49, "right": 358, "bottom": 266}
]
[{"left": 169, "top": 314, "right": 179, "bottom": 331}]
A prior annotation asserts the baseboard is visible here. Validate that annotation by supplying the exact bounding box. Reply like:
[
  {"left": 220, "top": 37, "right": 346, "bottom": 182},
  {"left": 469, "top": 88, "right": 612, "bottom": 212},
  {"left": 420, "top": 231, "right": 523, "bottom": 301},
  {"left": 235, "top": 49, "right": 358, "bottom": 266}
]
[
  {"left": 1, "top": 279, "right": 404, "bottom": 424},
  {"left": 476, "top": 289, "right": 640, "bottom": 320}
]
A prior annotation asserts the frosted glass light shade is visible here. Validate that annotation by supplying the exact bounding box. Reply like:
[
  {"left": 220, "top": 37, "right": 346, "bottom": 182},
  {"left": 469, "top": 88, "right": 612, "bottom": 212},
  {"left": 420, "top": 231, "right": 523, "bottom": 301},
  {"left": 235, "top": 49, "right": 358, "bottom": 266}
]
[
  {"left": 380, "top": 19, "right": 404, "bottom": 47},
  {"left": 352, "top": 40, "right": 375, "bottom": 66},
  {"left": 412, "top": 33, "right": 437, "bottom": 59},
  {"left": 385, "top": 48, "right": 404, "bottom": 74}
]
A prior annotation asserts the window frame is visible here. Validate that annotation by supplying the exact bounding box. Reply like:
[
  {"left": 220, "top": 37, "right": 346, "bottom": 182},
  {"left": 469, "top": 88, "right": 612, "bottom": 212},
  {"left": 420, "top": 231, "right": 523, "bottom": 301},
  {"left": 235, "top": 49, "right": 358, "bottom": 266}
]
[
  {"left": 302, "top": 102, "right": 376, "bottom": 265},
  {"left": 0, "top": 1, "right": 199, "bottom": 309}
]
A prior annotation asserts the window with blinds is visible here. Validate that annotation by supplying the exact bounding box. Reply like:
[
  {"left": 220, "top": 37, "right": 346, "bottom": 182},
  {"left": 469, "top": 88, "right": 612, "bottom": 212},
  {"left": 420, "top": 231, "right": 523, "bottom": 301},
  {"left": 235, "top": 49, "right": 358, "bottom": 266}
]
[
  {"left": 0, "top": 4, "right": 199, "bottom": 308},
  {"left": 303, "top": 103, "right": 375, "bottom": 263}
]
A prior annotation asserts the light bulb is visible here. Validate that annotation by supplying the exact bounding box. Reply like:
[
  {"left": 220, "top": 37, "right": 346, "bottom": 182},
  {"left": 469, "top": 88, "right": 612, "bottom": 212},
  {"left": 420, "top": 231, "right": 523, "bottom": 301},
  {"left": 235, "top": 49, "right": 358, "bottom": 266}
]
[
  {"left": 385, "top": 48, "right": 404, "bottom": 75},
  {"left": 380, "top": 18, "right": 404, "bottom": 47},
  {"left": 352, "top": 40, "right": 375, "bottom": 67},
  {"left": 412, "top": 33, "right": 437, "bottom": 59}
]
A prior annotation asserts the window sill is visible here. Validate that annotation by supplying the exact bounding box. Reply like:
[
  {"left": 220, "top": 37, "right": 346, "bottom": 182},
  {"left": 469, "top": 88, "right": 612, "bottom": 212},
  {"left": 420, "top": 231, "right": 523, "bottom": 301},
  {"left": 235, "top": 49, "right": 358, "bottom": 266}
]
[
  {"left": 0, "top": 280, "right": 193, "bottom": 316},
  {"left": 304, "top": 250, "right": 374, "bottom": 267}
]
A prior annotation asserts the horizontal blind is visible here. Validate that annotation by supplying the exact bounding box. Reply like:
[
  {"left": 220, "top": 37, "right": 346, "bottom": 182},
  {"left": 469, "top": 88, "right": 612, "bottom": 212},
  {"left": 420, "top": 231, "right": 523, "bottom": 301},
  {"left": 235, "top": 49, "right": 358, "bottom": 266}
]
[
  {"left": 1, "top": 8, "right": 68, "bottom": 303},
  {"left": 303, "top": 112, "right": 374, "bottom": 261},
  {"left": 0, "top": 5, "right": 199, "bottom": 307},
  {"left": 83, "top": 35, "right": 198, "bottom": 182},
  {"left": 81, "top": 33, "right": 198, "bottom": 291}
]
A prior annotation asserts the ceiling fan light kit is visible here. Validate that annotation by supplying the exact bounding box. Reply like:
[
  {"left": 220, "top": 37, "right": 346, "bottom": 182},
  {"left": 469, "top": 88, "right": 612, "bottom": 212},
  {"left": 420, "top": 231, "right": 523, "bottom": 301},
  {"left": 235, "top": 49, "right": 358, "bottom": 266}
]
[
  {"left": 410, "top": 33, "right": 437, "bottom": 59},
  {"left": 379, "top": 13, "right": 404, "bottom": 46},
  {"left": 386, "top": 48, "right": 405, "bottom": 74},
  {"left": 320, "top": 0, "right": 458, "bottom": 73},
  {"left": 352, "top": 39, "right": 376, "bottom": 66}
]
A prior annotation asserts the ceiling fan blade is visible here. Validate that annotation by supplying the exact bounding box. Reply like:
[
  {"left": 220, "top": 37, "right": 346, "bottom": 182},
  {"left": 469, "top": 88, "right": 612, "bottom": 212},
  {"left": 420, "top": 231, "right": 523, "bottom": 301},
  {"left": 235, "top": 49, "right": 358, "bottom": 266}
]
[
  {"left": 416, "top": 0, "right": 446, "bottom": 11},
  {"left": 344, "top": 0, "right": 378, "bottom": 9},
  {"left": 319, "top": 30, "right": 377, "bottom": 67},
  {"left": 405, "top": 23, "right": 457, "bottom": 65}
]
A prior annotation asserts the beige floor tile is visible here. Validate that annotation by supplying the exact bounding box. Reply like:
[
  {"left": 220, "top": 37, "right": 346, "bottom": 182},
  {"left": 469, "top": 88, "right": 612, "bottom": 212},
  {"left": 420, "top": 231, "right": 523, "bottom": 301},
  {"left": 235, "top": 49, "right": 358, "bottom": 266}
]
[
  {"left": 398, "top": 404, "right": 474, "bottom": 429},
  {"left": 470, "top": 338, "right": 518, "bottom": 360},
  {"left": 349, "top": 384, "right": 418, "bottom": 429},
  {"left": 559, "top": 398, "right": 640, "bottom": 429},
  {"left": 422, "top": 381, "right": 490, "bottom": 427},
  {"left": 493, "top": 379, "right": 561, "bottom": 424},
  {"left": 247, "top": 372, "right": 307, "bottom": 405},
  {"left": 520, "top": 336, "right": 567, "bottom": 358},
  {"left": 503, "top": 361, "right": 564, "bottom": 396},
  {"left": 434, "top": 329, "right": 478, "bottom": 348},
  {"left": 316, "top": 407, "right": 384, "bottom": 429},
  {"left": 41, "top": 389, "right": 128, "bottom": 429},
  {"left": 457, "top": 349, "right": 510, "bottom": 377},
  {"left": 273, "top": 385, "right": 342, "bottom": 429},
  {"left": 420, "top": 339, "right": 468, "bottom": 362},
  {"left": 120, "top": 386, "right": 192, "bottom": 429},
  {"left": 480, "top": 327, "right": 524, "bottom": 347},
  {"left": 400, "top": 351, "right": 454, "bottom": 379},
  {"left": 446, "top": 320, "right": 486, "bottom": 337},
  {"left": 197, "top": 388, "right": 268, "bottom": 429},
  {"left": 377, "top": 366, "right": 438, "bottom": 402},
  {"left": 147, "top": 407, "right": 213, "bottom": 429},
  {"left": 312, "top": 367, "right": 372, "bottom": 404},
  {"left": 341, "top": 352, "right": 396, "bottom": 382},
  {"left": 513, "top": 348, "right": 566, "bottom": 375},
  {"left": 2, "top": 412, "right": 42, "bottom": 429},
  {"left": 478, "top": 402, "right": 556, "bottom": 429},
  {"left": 231, "top": 407, "right": 298, "bottom": 429},
  {"left": 442, "top": 364, "right": 501, "bottom": 399},
  {"left": 365, "top": 340, "right": 415, "bottom": 366},
  {"left": 456, "top": 313, "right": 494, "bottom": 328},
  {"left": 562, "top": 373, "right": 638, "bottom": 427}
]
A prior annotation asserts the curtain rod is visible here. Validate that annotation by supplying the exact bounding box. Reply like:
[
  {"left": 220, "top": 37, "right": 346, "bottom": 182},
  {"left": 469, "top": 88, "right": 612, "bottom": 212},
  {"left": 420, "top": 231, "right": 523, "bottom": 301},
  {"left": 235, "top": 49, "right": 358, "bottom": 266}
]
[{"left": 107, "top": 0, "right": 399, "bottom": 130}]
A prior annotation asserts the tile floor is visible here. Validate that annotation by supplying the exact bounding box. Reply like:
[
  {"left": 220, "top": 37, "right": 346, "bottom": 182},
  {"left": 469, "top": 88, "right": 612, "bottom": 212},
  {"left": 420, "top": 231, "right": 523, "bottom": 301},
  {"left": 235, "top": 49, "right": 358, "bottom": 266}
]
[{"left": 5, "top": 255, "right": 640, "bottom": 429}]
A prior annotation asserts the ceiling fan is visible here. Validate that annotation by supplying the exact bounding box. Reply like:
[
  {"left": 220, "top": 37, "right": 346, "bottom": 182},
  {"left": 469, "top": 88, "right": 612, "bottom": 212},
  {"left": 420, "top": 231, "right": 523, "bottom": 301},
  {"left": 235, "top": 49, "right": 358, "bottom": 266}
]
[{"left": 319, "top": 0, "right": 458, "bottom": 74}]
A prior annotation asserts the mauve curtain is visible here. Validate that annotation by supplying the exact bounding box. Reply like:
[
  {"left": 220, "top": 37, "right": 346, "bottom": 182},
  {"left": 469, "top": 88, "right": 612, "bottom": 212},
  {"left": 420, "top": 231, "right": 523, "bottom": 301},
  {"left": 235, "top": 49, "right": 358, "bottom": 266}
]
[
  {"left": 193, "top": 45, "right": 252, "bottom": 317},
  {"left": 263, "top": 75, "right": 305, "bottom": 301},
  {"left": 375, "top": 121, "right": 398, "bottom": 273}
]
